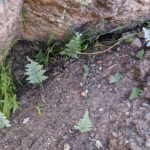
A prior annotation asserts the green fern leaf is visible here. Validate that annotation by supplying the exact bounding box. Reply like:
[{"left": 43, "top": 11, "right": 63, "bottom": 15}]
[
  {"left": 129, "top": 87, "right": 142, "bottom": 100},
  {"left": 0, "top": 112, "right": 11, "bottom": 128},
  {"left": 74, "top": 110, "right": 92, "bottom": 133},
  {"left": 109, "top": 73, "right": 123, "bottom": 83},
  {"left": 61, "top": 32, "right": 82, "bottom": 58},
  {"left": 143, "top": 28, "right": 150, "bottom": 47},
  {"left": 25, "top": 57, "right": 48, "bottom": 84}
]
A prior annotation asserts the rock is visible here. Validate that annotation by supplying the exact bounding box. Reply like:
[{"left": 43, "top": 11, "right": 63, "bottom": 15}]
[
  {"left": 112, "top": 132, "right": 118, "bottom": 138},
  {"left": 138, "top": 60, "right": 150, "bottom": 79},
  {"left": 131, "top": 38, "right": 142, "bottom": 48},
  {"left": 141, "top": 87, "right": 150, "bottom": 99},
  {"left": 95, "top": 140, "right": 103, "bottom": 149},
  {"left": 64, "top": 143, "right": 71, "bottom": 150},
  {"left": 80, "top": 91, "right": 88, "bottom": 97},
  {"left": 146, "top": 137, "right": 150, "bottom": 147},
  {"left": 23, "top": 117, "right": 30, "bottom": 124},
  {"left": 147, "top": 77, "right": 150, "bottom": 86},
  {"left": 0, "top": 0, "right": 23, "bottom": 52},
  {"left": 22, "top": 0, "right": 150, "bottom": 40},
  {"left": 1, "top": 0, "right": 150, "bottom": 52}
]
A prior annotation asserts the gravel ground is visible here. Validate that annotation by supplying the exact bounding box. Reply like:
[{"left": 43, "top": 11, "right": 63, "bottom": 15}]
[{"left": 0, "top": 39, "right": 150, "bottom": 150}]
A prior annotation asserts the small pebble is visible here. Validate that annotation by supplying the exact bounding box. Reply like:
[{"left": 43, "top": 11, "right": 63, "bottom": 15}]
[
  {"left": 131, "top": 38, "right": 142, "bottom": 48},
  {"left": 112, "top": 132, "right": 118, "bottom": 138},
  {"left": 146, "top": 137, "right": 150, "bottom": 147},
  {"left": 95, "top": 140, "right": 103, "bottom": 149},
  {"left": 23, "top": 117, "right": 30, "bottom": 124},
  {"left": 64, "top": 143, "right": 71, "bottom": 150},
  {"left": 99, "top": 108, "right": 104, "bottom": 112},
  {"left": 125, "top": 112, "right": 130, "bottom": 116},
  {"left": 96, "top": 60, "right": 102, "bottom": 65},
  {"left": 80, "top": 91, "right": 87, "bottom": 97},
  {"left": 85, "top": 89, "right": 89, "bottom": 93}
]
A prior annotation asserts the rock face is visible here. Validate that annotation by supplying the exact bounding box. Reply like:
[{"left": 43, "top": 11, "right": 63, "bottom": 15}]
[
  {"left": 1, "top": 0, "right": 150, "bottom": 52},
  {"left": 22, "top": 0, "right": 150, "bottom": 40},
  {"left": 0, "top": 0, "right": 23, "bottom": 52}
]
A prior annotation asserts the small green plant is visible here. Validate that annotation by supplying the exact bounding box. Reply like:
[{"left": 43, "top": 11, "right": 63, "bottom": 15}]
[
  {"left": 0, "top": 112, "right": 11, "bottom": 128},
  {"left": 109, "top": 73, "right": 123, "bottom": 83},
  {"left": 129, "top": 87, "right": 142, "bottom": 100},
  {"left": 83, "top": 64, "right": 89, "bottom": 74},
  {"left": 33, "top": 33, "right": 56, "bottom": 65},
  {"left": 136, "top": 50, "right": 145, "bottom": 59},
  {"left": 34, "top": 45, "right": 55, "bottom": 65},
  {"left": 83, "top": 64, "right": 89, "bottom": 79},
  {"left": 74, "top": 110, "right": 92, "bottom": 133},
  {"left": 60, "top": 32, "right": 83, "bottom": 59},
  {"left": 143, "top": 28, "right": 150, "bottom": 47},
  {"left": 34, "top": 104, "right": 44, "bottom": 115},
  {"left": 25, "top": 57, "right": 48, "bottom": 84},
  {"left": 0, "top": 65, "right": 18, "bottom": 118}
]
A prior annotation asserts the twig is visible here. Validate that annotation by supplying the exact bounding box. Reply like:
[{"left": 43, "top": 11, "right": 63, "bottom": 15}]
[{"left": 80, "top": 41, "right": 120, "bottom": 55}]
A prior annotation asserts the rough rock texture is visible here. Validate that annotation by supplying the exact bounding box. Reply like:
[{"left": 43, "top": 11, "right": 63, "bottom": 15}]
[
  {"left": 22, "top": 0, "right": 150, "bottom": 40},
  {"left": 0, "top": 0, "right": 23, "bottom": 52}
]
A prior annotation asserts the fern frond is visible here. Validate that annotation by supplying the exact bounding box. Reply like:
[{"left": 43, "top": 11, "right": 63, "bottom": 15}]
[
  {"left": 25, "top": 57, "right": 48, "bottom": 84},
  {"left": 61, "top": 32, "right": 82, "bottom": 58},
  {"left": 74, "top": 110, "right": 92, "bottom": 133},
  {"left": 0, "top": 112, "right": 11, "bottom": 128},
  {"left": 143, "top": 28, "right": 150, "bottom": 47}
]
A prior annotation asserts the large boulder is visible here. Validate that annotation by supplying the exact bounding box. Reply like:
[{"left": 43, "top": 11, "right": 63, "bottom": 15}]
[
  {"left": 22, "top": 0, "right": 150, "bottom": 40},
  {"left": 0, "top": 0, "right": 23, "bottom": 52}
]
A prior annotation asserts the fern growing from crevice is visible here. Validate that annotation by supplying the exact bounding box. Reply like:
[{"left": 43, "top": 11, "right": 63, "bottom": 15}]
[
  {"left": 74, "top": 110, "right": 92, "bottom": 133},
  {"left": 60, "top": 32, "right": 83, "bottom": 59}
]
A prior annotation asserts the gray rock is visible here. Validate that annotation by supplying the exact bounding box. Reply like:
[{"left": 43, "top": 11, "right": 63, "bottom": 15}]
[{"left": 131, "top": 38, "right": 142, "bottom": 48}]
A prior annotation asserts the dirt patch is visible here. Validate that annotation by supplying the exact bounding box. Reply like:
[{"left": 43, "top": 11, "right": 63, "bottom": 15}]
[{"left": 0, "top": 41, "right": 150, "bottom": 150}]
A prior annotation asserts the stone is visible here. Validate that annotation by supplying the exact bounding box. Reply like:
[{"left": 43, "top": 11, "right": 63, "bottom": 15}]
[
  {"left": 131, "top": 38, "right": 142, "bottom": 48},
  {"left": 1, "top": 0, "right": 150, "bottom": 52},
  {"left": 95, "top": 140, "right": 103, "bottom": 149},
  {"left": 64, "top": 143, "right": 71, "bottom": 150},
  {"left": 80, "top": 91, "right": 88, "bottom": 97},
  {"left": 146, "top": 137, "right": 150, "bottom": 147},
  {"left": 22, "top": 0, "right": 150, "bottom": 40},
  {"left": 0, "top": 0, "right": 23, "bottom": 52}
]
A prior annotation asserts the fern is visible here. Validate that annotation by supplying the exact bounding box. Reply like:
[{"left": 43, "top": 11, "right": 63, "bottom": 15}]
[
  {"left": 74, "top": 110, "right": 92, "bottom": 133},
  {"left": 0, "top": 112, "right": 11, "bottom": 128},
  {"left": 25, "top": 57, "right": 48, "bottom": 84},
  {"left": 143, "top": 28, "right": 150, "bottom": 47},
  {"left": 60, "top": 32, "right": 82, "bottom": 59}
]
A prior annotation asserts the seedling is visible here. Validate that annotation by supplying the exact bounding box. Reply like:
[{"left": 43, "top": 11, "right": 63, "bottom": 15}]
[
  {"left": 136, "top": 50, "right": 145, "bottom": 59},
  {"left": 129, "top": 87, "right": 142, "bottom": 100},
  {"left": 74, "top": 110, "right": 92, "bottom": 133},
  {"left": 83, "top": 64, "right": 89, "bottom": 79},
  {"left": 109, "top": 73, "right": 123, "bottom": 83},
  {"left": 34, "top": 104, "right": 44, "bottom": 115}
]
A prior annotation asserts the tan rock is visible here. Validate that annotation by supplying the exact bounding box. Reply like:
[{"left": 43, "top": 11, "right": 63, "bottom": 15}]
[
  {"left": 1, "top": 0, "right": 150, "bottom": 53},
  {"left": 0, "top": 0, "right": 23, "bottom": 52},
  {"left": 22, "top": 0, "right": 150, "bottom": 40}
]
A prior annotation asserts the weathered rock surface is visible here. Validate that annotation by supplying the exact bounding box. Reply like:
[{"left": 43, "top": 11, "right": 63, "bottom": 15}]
[
  {"left": 0, "top": 0, "right": 23, "bottom": 52},
  {"left": 22, "top": 0, "right": 150, "bottom": 40},
  {"left": 1, "top": 0, "right": 150, "bottom": 51}
]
